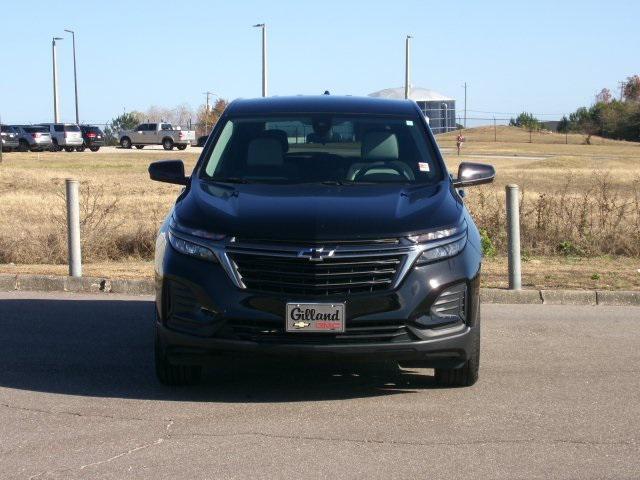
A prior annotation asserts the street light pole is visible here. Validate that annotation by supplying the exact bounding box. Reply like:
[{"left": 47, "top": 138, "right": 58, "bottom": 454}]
[
  {"left": 253, "top": 23, "right": 267, "bottom": 97},
  {"left": 463, "top": 82, "right": 467, "bottom": 129},
  {"left": 202, "top": 91, "right": 217, "bottom": 134},
  {"left": 404, "top": 35, "right": 412, "bottom": 100},
  {"left": 65, "top": 29, "right": 79, "bottom": 124},
  {"left": 52, "top": 37, "right": 63, "bottom": 123}
]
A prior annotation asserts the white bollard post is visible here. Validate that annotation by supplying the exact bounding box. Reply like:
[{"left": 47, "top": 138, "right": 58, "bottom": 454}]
[
  {"left": 65, "top": 179, "right": 82, "bottom": 277},
  {"left": 506, "top": 184, "right": 521, "bottom": 290}
]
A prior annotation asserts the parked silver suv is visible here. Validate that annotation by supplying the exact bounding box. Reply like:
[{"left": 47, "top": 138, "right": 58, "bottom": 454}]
[
  {"left": 13, "top": 125, "right": 53, "bottom": 152},
  {"left": 42, "top": 123, "right": 84, "bottom": 151}
]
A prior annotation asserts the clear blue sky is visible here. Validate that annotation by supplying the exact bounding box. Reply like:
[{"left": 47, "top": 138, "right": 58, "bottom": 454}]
[{"left": 1, "top": 0, "right": 637, "bottom": 125}]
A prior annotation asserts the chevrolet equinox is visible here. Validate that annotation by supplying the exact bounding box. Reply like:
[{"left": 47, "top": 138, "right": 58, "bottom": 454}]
[{"left": 149, "top": 95, "right": 495, "bottom": 387}]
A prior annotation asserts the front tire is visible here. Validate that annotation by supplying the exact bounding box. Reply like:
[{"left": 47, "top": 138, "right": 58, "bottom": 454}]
[
  {"left": 434, "top": 320, "right": 480, "bottom": 388},
  {"left": 176, "top": 144, "right": 187, "bottom": 150},
  {"left": 89, "top": 146, "right": 100, "bottom": 152},
  {"left": 154, "top": 327, "right": 202, "bottom": 386},
  {"left": 120, "top": 137, "right": 132, "bottom": 149},
  {"left": 135, "top": 145, "right": 144, "bottom": 149},
  {"left": 76, "top": 145, "right": 85, "bottom": 152},
  {"left": 162, "top": 138, "right": 174, "bottom": 150},
  {"left": 64, "top": 146, "right": 74, "bottom": 152}
]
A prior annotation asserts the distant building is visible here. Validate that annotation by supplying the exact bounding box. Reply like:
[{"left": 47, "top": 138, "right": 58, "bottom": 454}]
[{"left": 368, "top": 87, "right": 456, "bottom": 134}]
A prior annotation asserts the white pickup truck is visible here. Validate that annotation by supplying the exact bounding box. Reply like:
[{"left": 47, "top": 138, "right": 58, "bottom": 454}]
[{"left": 119, "top": 122, "right": 196, "bottom": 150}]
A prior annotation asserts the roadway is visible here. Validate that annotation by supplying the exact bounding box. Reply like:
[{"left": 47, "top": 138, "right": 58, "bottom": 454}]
[{"left": 1, "top": 291, "right": 638, "bottom": 479}]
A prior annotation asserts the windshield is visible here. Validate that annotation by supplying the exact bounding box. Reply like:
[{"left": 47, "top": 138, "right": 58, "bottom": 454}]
[{"left": 200, "top": 115, "right": 442, "bottom": 185}]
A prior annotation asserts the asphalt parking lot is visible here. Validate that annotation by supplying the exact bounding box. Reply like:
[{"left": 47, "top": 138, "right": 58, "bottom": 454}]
[{"left": 1, "top": 291, "right": 638, "bottom": 479}]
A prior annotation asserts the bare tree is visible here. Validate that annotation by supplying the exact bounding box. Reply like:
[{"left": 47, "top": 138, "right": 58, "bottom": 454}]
[
  {"left": 623, "top": 75, "right": 640, "bottom": 102},
  {"left": 595, "top": 88, "right": 612, "bottom": 104}
]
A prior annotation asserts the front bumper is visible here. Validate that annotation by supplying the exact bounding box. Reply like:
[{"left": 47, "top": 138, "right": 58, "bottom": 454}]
[{"left": 155, "top": 239, "right": 482, "bottom": 366}]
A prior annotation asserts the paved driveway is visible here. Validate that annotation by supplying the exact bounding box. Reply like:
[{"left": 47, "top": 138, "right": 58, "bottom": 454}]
[{"left": 1, "top": 292, "right": 638, "bottom": 479}]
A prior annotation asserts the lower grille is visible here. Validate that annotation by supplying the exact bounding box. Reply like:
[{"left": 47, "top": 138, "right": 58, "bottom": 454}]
[
  {"left": 229, "top": 252, "right": 406, "bottom": 296},
  {"left": 221, "top": 318, "right": 411, "bottom": 344}
]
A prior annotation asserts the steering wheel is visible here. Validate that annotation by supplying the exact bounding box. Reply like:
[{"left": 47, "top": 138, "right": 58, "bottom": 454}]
[{"left": 353, "top": 164, "right": 411, "bottom": 182}]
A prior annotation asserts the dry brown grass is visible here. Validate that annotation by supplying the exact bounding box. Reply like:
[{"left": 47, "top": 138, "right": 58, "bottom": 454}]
[
  {"left": 439, "top": 127, "right": 640, "bottom": 258},
  {"left": 1, "top": 126, "right": 639, "bottom": 289},
  {"left": 0, "top": 149, "right": 198, "bottom": 264}
]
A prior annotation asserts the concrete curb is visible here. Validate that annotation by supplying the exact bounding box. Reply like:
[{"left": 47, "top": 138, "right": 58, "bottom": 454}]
[{"left": 0, "top": 274, "right": 639, "bottom": 306}]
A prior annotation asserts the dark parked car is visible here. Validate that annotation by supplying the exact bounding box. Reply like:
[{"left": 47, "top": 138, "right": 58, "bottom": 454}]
[
  {"left": 149, "top": 96, "right": 494, "bottom": 387},
  {"left": 79, "top": 125, "right": 105, "bottom": 152},
  {"left": 1, "top": 125, "right": 20, "bottom": 152}
]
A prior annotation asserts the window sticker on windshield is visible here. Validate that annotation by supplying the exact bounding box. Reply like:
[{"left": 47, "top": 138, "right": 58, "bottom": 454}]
[
  {"left": 406, "top": 120, "right": 414, "bottom": 126},
  {"left": 418, "top": 162, "right": 430, "bottom": 172}
]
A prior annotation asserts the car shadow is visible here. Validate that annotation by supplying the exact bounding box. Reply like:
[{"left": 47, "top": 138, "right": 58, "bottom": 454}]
[{"left": 0, "top": 297, "right": 439, "bottom": 403}]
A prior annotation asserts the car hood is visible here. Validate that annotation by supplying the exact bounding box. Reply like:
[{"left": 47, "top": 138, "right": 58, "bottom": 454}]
[{"left": 174, "top": 180, "right": 462, "bottom": 241}]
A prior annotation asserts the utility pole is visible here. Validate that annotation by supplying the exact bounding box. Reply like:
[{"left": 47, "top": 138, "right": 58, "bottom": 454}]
[
  {"left": 493, "top": 116, "right": 497, "bottom": 142},
  {"left": 253, "top": 24, "right": 267, "bottom": 97},
  {"left": 463, "top": 82, "right": 467, "bottom": 129},
  {"left": 64, "top": 30, "right": 79, "bottom": 124},
  {"left": 203, "top": 91, "right": 212, "bottom": 134},
  {"left": 404, "top": 35, "right": 412, "bottom": 100},
  {"left": 52, "top": 37, "right": 63, "bottom": 122}
]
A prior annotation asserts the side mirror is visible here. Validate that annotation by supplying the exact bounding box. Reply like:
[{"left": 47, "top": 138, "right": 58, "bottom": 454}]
[
  {"left": 452, "top": 162, "right": 495, "bottom": 188},
  {"left": 148, "top": 160, "right": 189, "bottom": 185}
]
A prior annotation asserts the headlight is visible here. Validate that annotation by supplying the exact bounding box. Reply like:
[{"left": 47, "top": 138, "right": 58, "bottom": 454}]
[
  {"left": 415, "top": 235, "right": 467, "bottom": 265},
  {"left": 412, "top": 222, "right": 467, "bottom": 266},
  {"left": 168, "top": 232, "right": 218, "bottom": 262},
  {"left": 169, "top": 214, "right": 226, "bottom": 241},
  {"left": 408, "top": 223, "right": 465, "bottom": 243}
]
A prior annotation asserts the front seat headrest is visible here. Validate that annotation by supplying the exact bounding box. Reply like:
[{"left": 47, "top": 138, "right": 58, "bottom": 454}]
[
  {"left": 247, "top": 137, "right": 284, "bottom": 166},
  {"left": 262, "top": 129, "right": 289, "bottom": 153},
  {"left": 361, "top": 131, "right": 399, "bottom": 161}
]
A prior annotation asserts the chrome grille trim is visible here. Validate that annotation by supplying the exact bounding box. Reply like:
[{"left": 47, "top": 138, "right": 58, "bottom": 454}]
[{"left": 223, "top": 239, "right": 421, "bottom": 294}]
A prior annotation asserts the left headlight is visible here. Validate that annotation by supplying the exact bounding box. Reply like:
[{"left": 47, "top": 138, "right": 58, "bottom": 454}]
[
  {"left": 168, "top": 232, "right": 218, "bottom": 262},
  {"left": 412, "top": 222, "right": 467, "bottom": 266}
]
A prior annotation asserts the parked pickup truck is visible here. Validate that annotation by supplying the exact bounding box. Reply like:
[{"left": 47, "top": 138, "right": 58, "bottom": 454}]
[{"left": 119, "top": 122, "right": 196, "bottom": 150}]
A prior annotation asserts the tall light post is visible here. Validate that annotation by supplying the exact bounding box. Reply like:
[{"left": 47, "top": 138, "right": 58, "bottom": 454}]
[
  {"left": 52, "top": 37, "right": 63, "bottom": 123},
  {"left": 64, "top": 29, "right": 79, "bottom": 124},
  {"left": 253, "top": 23, "right": 267, "bottom": 97},
  {"left": 404, "top": 35, "right": 412, "bottom": 100},
  {"left": 462, "top": 82, "right": 467, "bottom": 129}
]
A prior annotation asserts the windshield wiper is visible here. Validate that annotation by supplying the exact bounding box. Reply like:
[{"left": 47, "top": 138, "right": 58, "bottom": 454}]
[
  {"left": 209, "top": 177, "right": 253, "bottom": 184},
  {"left": 318, "top": 180, "right": 373, "bottom": 186}
]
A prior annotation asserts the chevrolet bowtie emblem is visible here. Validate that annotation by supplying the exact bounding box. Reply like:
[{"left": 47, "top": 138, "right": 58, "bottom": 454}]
[
  {"left": 297, "top": 247, "right": 335, "bottom": 262},
  {"left": 292, "top": 321, "right": 310, "bottom": 329}
]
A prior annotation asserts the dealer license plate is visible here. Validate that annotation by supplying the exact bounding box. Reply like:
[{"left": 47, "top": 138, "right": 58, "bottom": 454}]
[{"left": 286, "top": 303, "right": 345, "bottom": 333}]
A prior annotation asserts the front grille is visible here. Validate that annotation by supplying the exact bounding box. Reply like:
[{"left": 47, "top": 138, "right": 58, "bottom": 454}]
[
  {"left": 229, "top": 252, "right": 406, "bottom": 296},
  {"left": 222, "top": 318, "right": 411, "bottom": 344}
]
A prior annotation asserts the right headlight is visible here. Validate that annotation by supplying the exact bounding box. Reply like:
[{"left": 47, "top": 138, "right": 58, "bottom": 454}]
[{"left": 168, "top": 232, "right": 218, "bottom": 262}]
